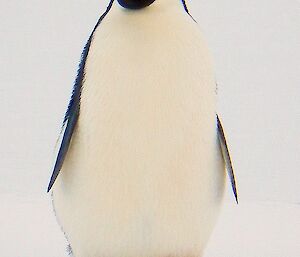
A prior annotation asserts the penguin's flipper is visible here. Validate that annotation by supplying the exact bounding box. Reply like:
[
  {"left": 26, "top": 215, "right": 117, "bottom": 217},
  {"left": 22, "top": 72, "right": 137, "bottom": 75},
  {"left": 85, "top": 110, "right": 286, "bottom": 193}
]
[
  {"left": 217, "top": 114, "right": 238, "bottom": 204},
  {"left": 47, "top": 0, "right": 114, "bottom": 192},
  {"left": 47, "top": 110, "right": 79, "bottom": 192}
]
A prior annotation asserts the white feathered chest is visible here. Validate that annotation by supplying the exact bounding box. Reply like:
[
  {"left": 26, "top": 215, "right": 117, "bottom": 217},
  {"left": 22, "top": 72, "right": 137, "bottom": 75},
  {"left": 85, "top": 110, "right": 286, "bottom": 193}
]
[{"left": 52, "top": 3, "right": 226, "bottom": 257}]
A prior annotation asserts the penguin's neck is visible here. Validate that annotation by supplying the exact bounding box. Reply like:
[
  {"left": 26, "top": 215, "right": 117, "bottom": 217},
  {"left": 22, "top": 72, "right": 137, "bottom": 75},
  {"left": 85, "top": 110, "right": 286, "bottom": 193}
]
[{"left": 151, "top": 0, "right": 186, "bottom": 10}]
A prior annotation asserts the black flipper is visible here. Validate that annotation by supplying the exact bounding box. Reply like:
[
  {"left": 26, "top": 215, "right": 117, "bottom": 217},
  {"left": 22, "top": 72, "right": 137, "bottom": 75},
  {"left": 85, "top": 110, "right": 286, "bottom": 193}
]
[
  {"left": 217, "top": 114, "right": 238, "bottom": 204},
  {"left": 47, "top": 0, "right": 114, "bottom": 192},
  {"left": 181, "top": 0, "right": 196, "bottom": 22}
]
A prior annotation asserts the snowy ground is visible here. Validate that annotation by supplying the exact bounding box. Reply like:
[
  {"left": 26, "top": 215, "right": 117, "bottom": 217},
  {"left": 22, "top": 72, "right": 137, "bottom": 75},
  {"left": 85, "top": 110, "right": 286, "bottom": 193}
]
[{"left": 1, "top": 191, "right": 299, "bottom": 257}]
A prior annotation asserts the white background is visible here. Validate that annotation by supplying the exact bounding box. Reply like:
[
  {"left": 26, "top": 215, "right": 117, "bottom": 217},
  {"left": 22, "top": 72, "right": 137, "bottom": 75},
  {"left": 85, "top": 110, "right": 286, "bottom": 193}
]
[{"left": 0, "top": 0, "right": 299, "bottom": 256}]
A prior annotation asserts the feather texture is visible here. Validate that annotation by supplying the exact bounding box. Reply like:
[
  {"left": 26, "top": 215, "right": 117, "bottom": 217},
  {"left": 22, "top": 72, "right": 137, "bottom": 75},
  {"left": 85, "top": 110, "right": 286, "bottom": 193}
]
[{"left": 47, "top": 0, "right": 114, "bottom": 192}]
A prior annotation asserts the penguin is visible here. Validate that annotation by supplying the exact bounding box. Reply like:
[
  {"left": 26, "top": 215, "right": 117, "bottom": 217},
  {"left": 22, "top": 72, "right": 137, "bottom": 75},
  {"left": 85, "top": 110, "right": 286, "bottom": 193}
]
[{"left": 48, "top": 1, "right": 238, "bottom": 257}]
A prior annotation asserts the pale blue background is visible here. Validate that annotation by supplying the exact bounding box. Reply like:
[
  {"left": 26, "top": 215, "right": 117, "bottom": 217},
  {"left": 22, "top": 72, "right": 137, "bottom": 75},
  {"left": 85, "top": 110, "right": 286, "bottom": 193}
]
[{"left": 0, "top": 0, "right": 299, "bottom": 256}]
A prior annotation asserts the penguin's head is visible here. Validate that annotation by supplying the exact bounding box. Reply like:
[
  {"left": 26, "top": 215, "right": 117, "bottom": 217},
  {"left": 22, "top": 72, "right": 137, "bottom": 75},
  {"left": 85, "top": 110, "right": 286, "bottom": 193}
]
[{"left": 117, "top": 0, "right": 156, "bottom": 10}]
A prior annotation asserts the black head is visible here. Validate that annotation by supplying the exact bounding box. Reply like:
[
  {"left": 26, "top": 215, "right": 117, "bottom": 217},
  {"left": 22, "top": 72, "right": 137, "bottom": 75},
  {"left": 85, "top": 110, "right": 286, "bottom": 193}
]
[{"left": 117, "top": 0, "right": 156, "bottom": 10}]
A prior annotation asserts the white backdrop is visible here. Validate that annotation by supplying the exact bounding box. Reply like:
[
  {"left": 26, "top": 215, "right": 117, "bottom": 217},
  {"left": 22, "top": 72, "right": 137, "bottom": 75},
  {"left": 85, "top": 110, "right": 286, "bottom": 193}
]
[{"left": 0, "top": 0, "right": 299, "bottom": 256}]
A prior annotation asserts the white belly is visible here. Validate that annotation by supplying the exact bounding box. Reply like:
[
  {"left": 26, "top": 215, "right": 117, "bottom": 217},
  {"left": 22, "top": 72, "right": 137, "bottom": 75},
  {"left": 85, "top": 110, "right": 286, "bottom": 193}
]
[{"left": 52, "top": 4, "right": 225, "bottom": 257}]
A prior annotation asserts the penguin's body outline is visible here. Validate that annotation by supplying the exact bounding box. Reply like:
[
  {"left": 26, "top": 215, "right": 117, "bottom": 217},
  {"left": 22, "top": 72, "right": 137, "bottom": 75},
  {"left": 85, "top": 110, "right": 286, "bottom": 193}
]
[{"left": 48, "top": 1, "right": 237, "bottom": 256}]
